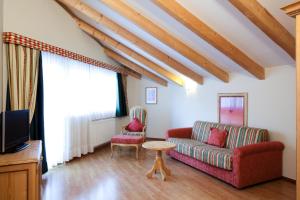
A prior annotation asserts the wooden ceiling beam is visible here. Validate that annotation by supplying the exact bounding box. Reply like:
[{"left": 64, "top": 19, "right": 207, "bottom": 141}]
[
  {"left": 124, "top": 67, "right": 142, "bottom": 80},
  {"left": 102, "top": 0, "right": 229, "bottom": 82},
  {"left": 229, "top": 0, "right": 295, "bottom": 59},
  {"left": 154, "top": 0, "right": 265, "bottom": 80},
  {"left": 281, "top": 2, "right": 300, "bottom": 18},
  {"left": 75, "top": 19, "right": 184, "bottom": 86},
  {"left": 104, "top": 48, "right": 168, "bottom": 86},
  {"left": 57, "top": 0, "right": 203, "bottom": 84}
]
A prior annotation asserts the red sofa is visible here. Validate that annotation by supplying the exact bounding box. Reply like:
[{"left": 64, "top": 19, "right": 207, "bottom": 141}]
[{"left": 166, "top": 121, "right": 284, "bottom": 189}]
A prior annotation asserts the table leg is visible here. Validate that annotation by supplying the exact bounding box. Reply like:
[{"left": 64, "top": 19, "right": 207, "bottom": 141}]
[
  {"left": 111, "top": 144, "right": 114, "bottom": 158},
  {"left": 161, "top": 159, "right": 171, "bottom": 176},
  {"left": 158, "top": 158, "right": 166, "bottom": 181},
  {"left": 146, "top": 150, "right": 171, "bottom": 181},
  {"left": 146, "top": 161, "right": 157, "bottom": 178},
  {"left": 136, "top": 145, "right": 139, "bottom": 160}
]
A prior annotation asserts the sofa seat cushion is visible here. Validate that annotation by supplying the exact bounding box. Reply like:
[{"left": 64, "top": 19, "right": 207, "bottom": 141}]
[
  {"left": 167, "top": 138, "right": 206, "bottom": 157},
  {"left": 111, "top": 135, "right": 144, "bottom": 144},
  {"left": 193, "top": 145, "right": 233, "bottom": 170}
]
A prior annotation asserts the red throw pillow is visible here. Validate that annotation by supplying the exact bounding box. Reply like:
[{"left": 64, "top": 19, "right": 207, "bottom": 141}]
[
  {"left": 207, "top": 128, "right": 228, "bottom": 148},
  {"left": 126, "top": 118, "right": 144, "bottom": 132}
]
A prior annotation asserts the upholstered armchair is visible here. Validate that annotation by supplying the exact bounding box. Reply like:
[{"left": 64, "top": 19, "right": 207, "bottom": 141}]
[
  {"left": 121, "top": 106, "right": 147, "bottom": 140},
  {"left": 111, "top": 106, "right": 147, "bottom": 159}
]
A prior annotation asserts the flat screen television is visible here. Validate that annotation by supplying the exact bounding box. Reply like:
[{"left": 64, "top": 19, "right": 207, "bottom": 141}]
[{"left": 0, "top": 110, "right": 30, "bottom": 153}]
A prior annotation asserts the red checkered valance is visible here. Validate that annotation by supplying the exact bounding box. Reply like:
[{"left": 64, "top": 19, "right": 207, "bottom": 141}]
[{"left": 2, "top": 32, "right": 126, "bottom": 74}]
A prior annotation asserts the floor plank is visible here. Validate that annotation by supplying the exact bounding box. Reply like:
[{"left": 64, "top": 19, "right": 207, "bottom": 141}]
[{"left": 42, "top": 147, "right": 295, "bottom": 200}]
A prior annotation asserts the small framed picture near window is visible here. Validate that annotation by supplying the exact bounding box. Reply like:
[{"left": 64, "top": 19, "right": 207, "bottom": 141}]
[
  {"left": 218, "top": 93, "right": 248, "bottom": 126},
  {"left": 145, "top": 87, "right": 157, "bottom": 104}
]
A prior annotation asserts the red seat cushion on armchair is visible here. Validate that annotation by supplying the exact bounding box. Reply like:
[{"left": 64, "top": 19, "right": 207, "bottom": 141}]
[
  {"left": 111, "top": 135, "right": 144, "bottom": 144},
  {"left": 126, "top": 118, "right": 144, "bottom": 132}
]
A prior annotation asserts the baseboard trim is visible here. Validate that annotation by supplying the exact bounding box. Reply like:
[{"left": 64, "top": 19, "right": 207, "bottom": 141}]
[
  {"left": 94, "top": 141, "right": 111, "bottom": 150},
  {"left": 146, "top": 137, "right": 165, "bottom": 141},
  {"left": 282, "top": 176, "right": 296, "bottom": 184},
  {"left": 93, "top": 138, "right": 165, "bottom": 148}
]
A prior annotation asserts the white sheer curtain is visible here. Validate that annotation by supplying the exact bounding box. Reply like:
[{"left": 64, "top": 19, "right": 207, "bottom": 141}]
[{"left": 42, "top": 52, "right": 117, "bottom": 168}]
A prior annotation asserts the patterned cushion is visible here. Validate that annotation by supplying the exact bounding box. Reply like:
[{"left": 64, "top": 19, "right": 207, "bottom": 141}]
[
  {"left": 130, "top": 106, "right": 147, "bottom": 126},
  {"left": 191, "top": 121, "right": 269, "bottom": 149},
  {"left": 224, "top": 126, "right": 240, "bottom": 149},
  {"left": 167, "top": 138, "right": 206, "bottom": 157},
  {"left": 234, "top": 127, "right": 268, "bottom": 148},
  {"left": 193, "top": 145, "right": 234, "bottom": 170},
  {"left": 191, "top": 121, "right": 213, "bottom": 142},
  {"left": 111, "top": 135, "right": 143, "bottom": 144},
  {"left": 207, "top": 128, "right": 227, "bottom": 147},
  {"left": 126, "top": 118, "right": 144, "bottom": 132}
]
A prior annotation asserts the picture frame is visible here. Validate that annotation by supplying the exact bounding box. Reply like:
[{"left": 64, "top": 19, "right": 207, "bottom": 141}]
[
  {"left": 145, "top": 87, "right": 157, "bottom": 104},
  {"left": 218, "top": 93, "right": 248, "bottom": 126}
]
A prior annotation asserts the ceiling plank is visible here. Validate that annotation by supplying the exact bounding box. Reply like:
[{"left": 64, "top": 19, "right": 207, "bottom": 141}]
[
  {"left": 75, "top": 19, "right": 184, "bottom": 86},
  {"left": 229, "top": 0, "right": 295, "bottom": 59},
  {"left": 105, "top": 48, "right": 168, "bottom": 86},
  {"left": 154, "top": 0, "right": 265, "bottom": 80},
  {"left": 102, "top": 0, "right": 229, "bottom": 82},
  {"left": 57, "top": 0, "right": 203, "bottom": 84}
]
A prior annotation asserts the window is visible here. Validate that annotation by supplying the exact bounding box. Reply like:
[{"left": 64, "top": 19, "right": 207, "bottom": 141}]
[{"left": 42, "top": 52, "right": 117, "bottom": 167}]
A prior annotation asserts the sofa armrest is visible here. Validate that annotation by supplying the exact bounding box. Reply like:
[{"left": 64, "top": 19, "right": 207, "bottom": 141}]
[
  {"left": 234, "top": 141, "right": 284, "bottom": 157},
  {"left": 233, "top": 141, "right": 284, "bottom": 188},
  {"left": 166, "top": 127, "right": 192, "bottom": 139}
]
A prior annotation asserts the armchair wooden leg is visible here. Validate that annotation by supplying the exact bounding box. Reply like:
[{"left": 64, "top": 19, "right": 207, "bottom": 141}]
[
  {"left": 111, "top": 144, "right": 114, "bottom": 158},
  {"left": 136, "top": 144, "right": 139, "bottom": 160}
]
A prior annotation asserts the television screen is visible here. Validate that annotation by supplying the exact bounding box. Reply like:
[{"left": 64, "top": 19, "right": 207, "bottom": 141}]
[{"left": 0, "top": 110, "right": 30, "bottom": 152}]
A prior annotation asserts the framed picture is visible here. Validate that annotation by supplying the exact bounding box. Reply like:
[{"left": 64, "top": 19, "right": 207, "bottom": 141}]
[
  {"left": 218, "top": 93, "right": 248, "bottom": 126},
  {"left": 145, "top": 87, "right": 157, "bottom": 104}
]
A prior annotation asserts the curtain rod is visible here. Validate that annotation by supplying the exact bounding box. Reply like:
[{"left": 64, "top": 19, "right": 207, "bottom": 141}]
[{"left": 2, "top": 32, "right": 127, "bottom": 74}]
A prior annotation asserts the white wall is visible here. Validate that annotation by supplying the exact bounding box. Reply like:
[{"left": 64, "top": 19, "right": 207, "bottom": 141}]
[
  {"left": 3, "top": 0, "right": 112, "bottom": 63},
  {"left": 2, "top": 0, "right": 122, "bottom": 146},
  {"left": 127, "top": 76, "right": 173, "bottom": 138},
  {"left": 128, "top": 66, "right": 296, "bottom": 179}
]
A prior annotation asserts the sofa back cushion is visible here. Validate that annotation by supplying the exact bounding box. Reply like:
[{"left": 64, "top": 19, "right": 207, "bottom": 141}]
[
  {"left": 192, "top": 121, "right": 269, "bottom": 149},
  {"left": 232, "top": 127, "right": 269, "bottom": 148},
  {"left": 191, "top": 121, "right": 215, "bottom": 142}
]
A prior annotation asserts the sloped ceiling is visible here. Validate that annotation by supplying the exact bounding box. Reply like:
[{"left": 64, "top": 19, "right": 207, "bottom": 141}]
[{"left": 61, "top": 0, "right": 296, "bottom": 84}]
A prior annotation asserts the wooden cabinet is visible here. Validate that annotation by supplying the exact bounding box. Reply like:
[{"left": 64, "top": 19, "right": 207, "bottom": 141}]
[{"left": 0, "top": 141, "right": 42, "bottom": 200}]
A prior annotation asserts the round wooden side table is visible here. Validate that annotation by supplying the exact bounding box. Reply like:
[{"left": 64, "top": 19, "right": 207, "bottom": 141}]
[{"left": 142, "top": 141, "right": 176, "bottom": 181}]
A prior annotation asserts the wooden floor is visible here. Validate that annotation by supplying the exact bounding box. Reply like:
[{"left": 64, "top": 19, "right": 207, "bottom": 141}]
[{"left": 42, "top": 146, "right": 295, "bottom": 200}]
